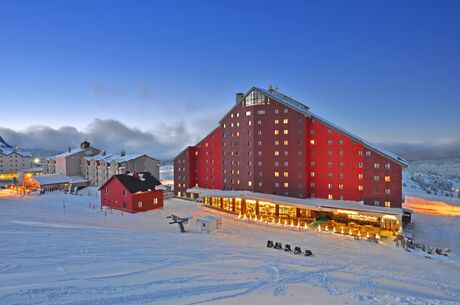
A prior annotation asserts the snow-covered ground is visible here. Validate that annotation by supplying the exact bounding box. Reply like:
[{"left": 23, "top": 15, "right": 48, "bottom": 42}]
[{"left": 0, "top": 189, "right": 459, "bottom": 305}]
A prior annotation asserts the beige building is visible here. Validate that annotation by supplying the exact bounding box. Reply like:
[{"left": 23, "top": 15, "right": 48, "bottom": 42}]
[
  {"left": 44, "top": 141, "right": 100, "bottom": 176},
  {"left": 44, "top": 141, "right": 160, "bottom": 187},
  {"left": 0, "top": 136, "right": 33, "bottom": 180},
  {"left": 82, "top": 151, "right": 160, "bottom": 187}
]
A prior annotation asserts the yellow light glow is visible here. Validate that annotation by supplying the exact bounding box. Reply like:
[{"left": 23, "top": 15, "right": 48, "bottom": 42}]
[
  {"left": 337, "top": 209, "right": 358, "bottom": 215},
  {"left": 382, "top": 215, "right": 398, "bottom": 220}
]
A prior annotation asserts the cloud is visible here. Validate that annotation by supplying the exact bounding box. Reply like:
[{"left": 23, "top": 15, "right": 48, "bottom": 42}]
[
  {"left": 0, "top": 119, "right": 204, "bottom": 160},
  {"left": 378, "top": 138, "right": 460, "bottom": 161}
]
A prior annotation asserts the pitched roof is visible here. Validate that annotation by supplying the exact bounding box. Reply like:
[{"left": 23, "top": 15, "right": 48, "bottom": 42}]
[
  {"left": 83, "top": 152, "right": 150, "bottom": 163},
  {"left": 0, "top": 136, "right": 32, "bottom": 157},
  {"left": 252, "top": 87, "right": 408, "bottom": 167},
  {"left": 0, "top": 136, "right": 13, "bottom": 148},
  {"left": 31, "top": 174, "right": 88, "bottom": 185},
  {"left": 111, "top": 172, "right": 162, "bottom": 193}
]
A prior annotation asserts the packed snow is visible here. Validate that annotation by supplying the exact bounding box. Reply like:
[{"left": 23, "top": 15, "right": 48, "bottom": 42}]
[{"left": 0, "top": 188, "right": 459, "bottom": 305}]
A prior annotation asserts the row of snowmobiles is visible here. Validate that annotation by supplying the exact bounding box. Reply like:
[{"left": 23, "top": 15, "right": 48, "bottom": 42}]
[{"left": 267, "top": 240, "right": 314, "bottom": 256}]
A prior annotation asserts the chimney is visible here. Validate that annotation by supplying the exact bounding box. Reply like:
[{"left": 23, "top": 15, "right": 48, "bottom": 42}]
[
  {"left": 68, "top": 147, "right": 71, "bottom": 153},
  {"left": 120, "top": 150, "right": 126, "bottom": 157},
  {"left": 236, "top": 92, "right": 244, "bottom": 104}
]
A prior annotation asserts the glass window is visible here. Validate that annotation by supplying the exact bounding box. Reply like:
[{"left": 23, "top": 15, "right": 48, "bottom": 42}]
[{"left": 244, "top": 91, "right": 266, "bottom": 107}]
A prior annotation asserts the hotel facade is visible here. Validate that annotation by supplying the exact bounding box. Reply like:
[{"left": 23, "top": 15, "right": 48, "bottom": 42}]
[{"left": 174, "top": 87, "right": 408, "bottom": 237}]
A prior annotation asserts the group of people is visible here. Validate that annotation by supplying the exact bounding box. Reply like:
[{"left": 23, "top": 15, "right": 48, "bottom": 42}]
[{"left": 267, "top": 240, "right": 314, "bottom": 256}]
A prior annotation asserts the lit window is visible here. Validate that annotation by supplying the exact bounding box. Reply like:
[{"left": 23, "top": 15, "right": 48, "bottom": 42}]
[
  {"left": 283, "top": 129, "right": 289, "bottom": 135},
  {"left": 283, "top": 172, "right": 289, "bottom": 177},
  {"left": 275, "top": 119, "right": 279, "bottom": 124},
  {"left": 328, "top": 194, "right": 333, "bottom": 199},
  {"left": 284, "top": 182, "right": 289, "bottom": 188},
  {"left": 274, "top": 172, "right": 280, "bottom": 177},
  {"left": 328, "top": 183, "right": 332, "bottom": 189},
  {"left": 274, "top": 130, "right": 279, "bottom": 135},
  {"left": 338, "top": 184, "right": 344, "bottom": 190},
  {"left": 310, "top": 139, "right": 315, "bottom": 145},
  {"left": 283, "top": 140, "right": 289, "bottom": 145},
  {"left": 358, "top": 185, "right": 363, "bottom": 191},
  {"left": 358, "top": 174, "right": 363, "bottom": 180},
  {"left": 275, "top": 151, "right": 280, "bottom": 156},
  {"left": 283, "top": 118, "right": 288, "bottom": 124},
  {"left": 153, "top": 198, "right": 158, "bottom": 205},
  {"left": 275, "top": 140, "right": 279, "bottom": 145},
  {"left": 246, "top": 111, "right": 251, "bottom": 116},
  {"left": 138, "top": 201, "right": 143, "bottom": 208},
  {"left": 248, "top": 181, "right": 252, "bottom": 186},
  {"left": 385, "top": 176, "right": 391, "bottom": 182},
  {"left": 385, "top": 201, "right": 391, "bottom": 207},
  {"left": 310, "top": 172, "right": 315, "bottom": 177}
]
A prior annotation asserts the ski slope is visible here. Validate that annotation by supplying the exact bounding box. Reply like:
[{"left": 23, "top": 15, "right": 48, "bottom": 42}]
[{"left": 0, "top": 189, "right": 459, "bottom": 305}]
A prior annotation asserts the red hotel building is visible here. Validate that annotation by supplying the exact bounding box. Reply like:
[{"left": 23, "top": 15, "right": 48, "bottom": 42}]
[{"left": 174, "top": 87, "right": 408, "bottom": 236}]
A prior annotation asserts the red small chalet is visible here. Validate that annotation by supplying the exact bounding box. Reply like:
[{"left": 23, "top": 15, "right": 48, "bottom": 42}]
[{"left": 99, "top": 171, "right": 163, "bottom": 213}]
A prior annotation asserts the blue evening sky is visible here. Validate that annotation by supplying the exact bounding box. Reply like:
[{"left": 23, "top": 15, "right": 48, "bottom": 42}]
[{"left": 0, "top": 0, "right": 459, "bottom": 144}]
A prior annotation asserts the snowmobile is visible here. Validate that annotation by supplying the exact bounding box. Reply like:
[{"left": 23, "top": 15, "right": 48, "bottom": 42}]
[
  {"left": 294, "top": 247, "right": 302, "bottom": 255},
  {"left": 284, "top": 244, "right": 292, "bottom": 252},
  {"left": 267, "top": 240, "right": 274, "bottom": 248},
  {"left": 304, "top": 249, "right": 313, "bottom": 256},
  {"left": 274, "top": 242, "right": 283, "bottom": 250}
]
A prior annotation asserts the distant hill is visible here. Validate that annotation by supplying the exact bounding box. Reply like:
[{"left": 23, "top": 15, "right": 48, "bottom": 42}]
[{"left": 24, "top": 148, "right": 63, "bottom": 158}]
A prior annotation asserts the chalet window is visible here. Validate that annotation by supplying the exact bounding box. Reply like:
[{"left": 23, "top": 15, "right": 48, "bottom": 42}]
[
  {"left": 105, "top": 188, "right": 109, "bottom": 194},
  {"left": 123, "top": 190, "right": 126, "bottom": 196},
  {"left": 153, "top": 198, "right": 158, "bottom": 205}
]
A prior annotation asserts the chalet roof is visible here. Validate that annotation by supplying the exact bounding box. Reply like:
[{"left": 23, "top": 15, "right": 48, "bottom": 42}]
[
  {"left": 0, "top": 136, "right": 32, "bottom": 157},
  {"left": 110, "top": 172, "right": 162, "bottom": 193}
]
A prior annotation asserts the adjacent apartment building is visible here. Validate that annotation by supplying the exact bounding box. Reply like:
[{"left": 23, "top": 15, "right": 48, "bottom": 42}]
[
  {"left": 174, "top": 87, "right": 409, "bottom": 236},
  {"left": 44, "top": 141, "right": 160, "bottom": 187},
  {"left": 0, "top": 136, "right": 32, "bottom": 180}
]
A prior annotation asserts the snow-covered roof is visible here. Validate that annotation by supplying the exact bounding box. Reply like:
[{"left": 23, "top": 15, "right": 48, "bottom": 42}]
[
  {"left": 0, "top": 136, "right": 32, "bottom": 157},
  {"left": 83, "top": 153, "right": 147, "bottom": 163},
  {"left": 200, "top": 216, "right": 217, "bottom": 222},
  {"left": 187, "top": 187, "right": 403, "bottom": 216},
  {"left": 252, "top": 87, "right": 408, "bottom": 167},
  {"left": 49, "top": 148, "right": 85, "bottom": 159},
  {"left": 31, "top": 174, "right": 88, "bottom": 186}
]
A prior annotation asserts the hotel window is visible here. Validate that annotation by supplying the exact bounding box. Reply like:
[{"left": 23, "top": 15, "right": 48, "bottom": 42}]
[
  {"left": 374, "top": 175, "right": 380, "bottom": 181},
  {"left": 374, "top": 163, "right": 380, "bottom": 169},
  {"left": 338, "top": 150, "right": 344, "bottom": 156},
  {"left": 275, "top": 182, "right": 280, "bottom": 188},
  {"left": 283, "top": 161, "right": 289, "bottom": 166},
  {"left": 284, "top": 108, "right": 289, "bottom": 113},
  {"left": 274, "top": 172, "right": 280, "bottom": 177},
  {"left": 257, "top": 161, "right": 262, "bottom": 167},
  {"left": 284, "top": 182, "right": 289, "bottom": 188},
  {"left": 385, "top": 163, "right": 391, "bottom": 169},
  {"left": 283, "top": 172, "right": 289, "bottom": 177},
  {"left": 385, "top": 189, "right": 391, "bottom": 195},
  {"left": 339, "top": 195, "right": 344, "bottom": 200},
  {"left": 246, "top": 111, "right": 251, "bottom": 116},
  {"left": 236, "top": 132, "right": 240, "bottom": 137},
  {"left": 338, "top": 162, "right": 343, "bottom": 168},
  {"left": 310, "top": 182, "right": 315, "bottom": 188},
  {"left": 153, "top": 198, "right": 158, "bottom": 205},
  {"left": 122, "top": 190, "right": 126, "bottom": 196},
  {"left": 275, "top": 140, "right": 280, "bottom": 145},
  {"left": 385, "top": 201, "right": 391, "bottom": 207},
  {"left": 248, "top": 181, "right": 252, "bottom": 186},
  {"left": 366, "top": 151, "right": 371, "bottom": 156},
  {"left": 310, "top": 150, "right": 315, "bottom": 156},
  {"left": 373, "top": 187, "right": 379, "bottom": 193},
  {"left": 283, "top": 129, "right": 289, "bottom": 135},
  {"left": 275, "top": 109, "right": 279, "bottom": 114},
  {"left": 248, "top": 121, "right": 252, "bottom": 126},
  {"left": 310, "top": 161, "right": 315, "bottom": 166},
  {"left": 231, "top": 123, "right": 234, "bottom": 127},
  {"left": 328, "top": 161, "right": 333, "bottom": 167},
  {"left": 338, "top": 173, "right": 343, "bottom": 178},
  {"left": 274, "top": 130, "right": 279, "bottom": 135},
  {"left": 358, "top": 150, "right": 363, "bottom": 156},
  {"left": 283, "top": 140, "right": 289, "bottom": 145},
  {"left": 338, "top": 139, "right": 343, "bottom": 145},
  {"left": 328, "top": 172, "right": 333, "bottom": 177},
  {"left": 258, "top": 182, "right": 263, "bottom": 187},
  {"left": 223, "top": 124, "right": 226, "bottom": 128},
  {"left": 138, "top": 201, "right": 143, "bottom": 208},
  {"left": 297, "top": 151, "right": 303, "bottom": 156},
  {"left": 328, "top": 151, "right": 333, "bottom": 156},
  {"left": 237, "top": 112, "right": 239, "bottom": 117},
  {"left": 310, "top": 139, "right": 315, "bottom": 145},
  {"left": 374, "top": 200, "right": 380, "bottom": 206},
  {"left": 275, "top": 161, "right": 280, "bottom": 166},
  {"left": 310, "top": 172, "right": 315, "bottom": 177},
  {"left": 259, "top": 172, "right": 263, "bottom": 177},
  {"left": 237, "top": 180, "right": 240, "bottom": 184},
  {"left": 328, "top": 194, "right": 333, "bottom": 199},
  {"left": 275, "top": 119, "right": 279, "bottom": 124},
  {"left": 257, "top": 110, "right": 265, "bottom": 115},
  {"left": 236, "top": 122, "right": 240, "bottom": 127},
  {"left": 338, "top": 184, "right": 344, "bottom": 190},
  {"left": 327, "top": 140, "right": 332, "bottom": 145},
  {"left": 385, "top": 176, "right": 391, "bottom": 182},
  {"left": 298, "top": 173, "right": 303, "bottom": 178},
  {"left": 310, "top": 130, "right": 315, "bottom": 135},
  {"left": 105, "top": 188, "right": 109, "bottom": 194},
  {"left": 358, "top": 174, "right": 363, "bottom": 180},
  {"left": 257, "top": 151, "right": 262, "bottom": 156},
  {"left": 358, "top": 162, "right": 363, "bottom": 168},
  {"left": 257, "top": 130, "right": 262, "bottom": 135},
  {"left": 257, "top": 120, "right": 262, "bottom": 125},
  {"left": 328, "top": 128, "right": 332, "bottom": 134},
  {"left": 275, "top": 151, "right": 280, "bottom": 156},
  {"left": 358, "top": 185, "right": 363, "bottom": 191},
  {"left": 283, "top": 118, "right": 288, "bottom": 124},
  {"left": 284, "top": 151, "right": 289, "bottom": 156},
  {"left": 328, "top": 183, "right": 332, "bottom": 189},
  {"left": 231, "top": 113, "right": 234, "bottom": 118}
]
